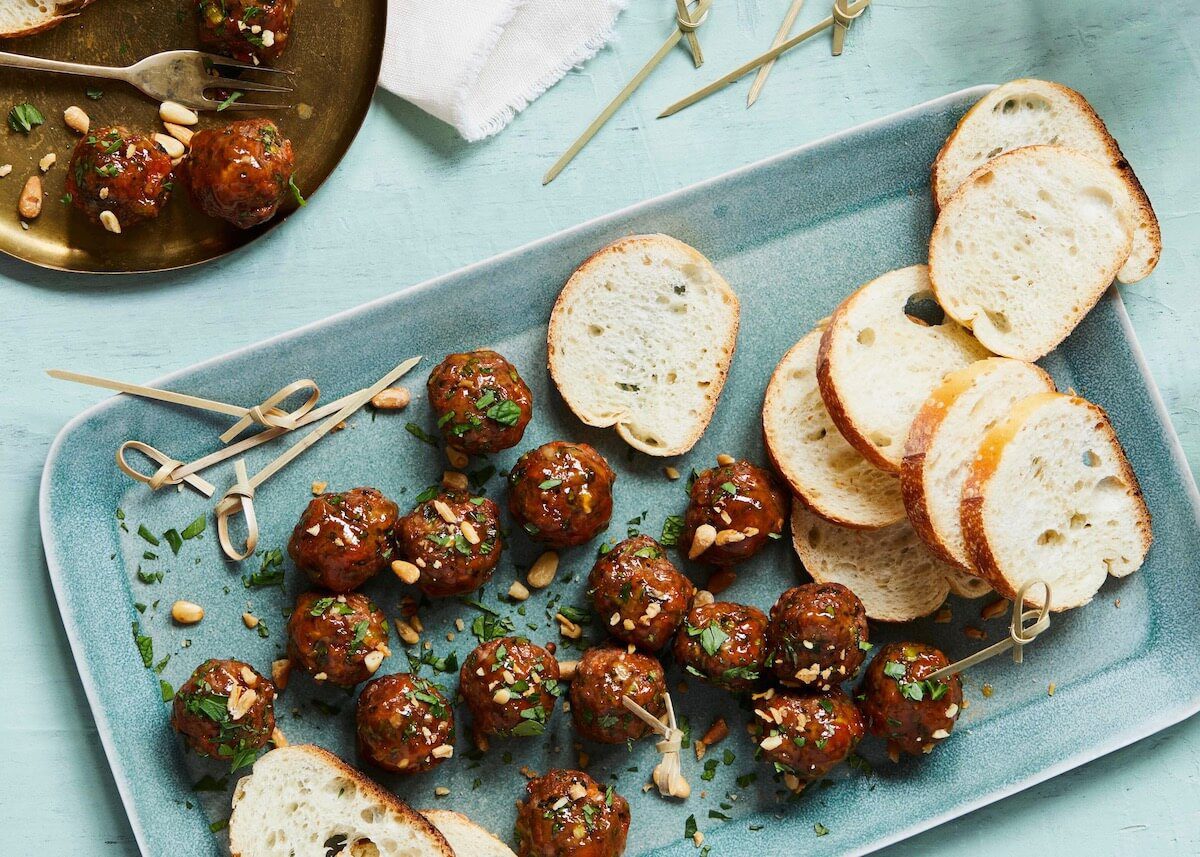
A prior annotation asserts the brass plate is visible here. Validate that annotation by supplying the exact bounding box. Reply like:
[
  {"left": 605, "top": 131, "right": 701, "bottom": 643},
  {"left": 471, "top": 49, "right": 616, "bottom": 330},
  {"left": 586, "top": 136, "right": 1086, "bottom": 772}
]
[{"left": 0, "top": 0, "right": 386, "bottom": 273}]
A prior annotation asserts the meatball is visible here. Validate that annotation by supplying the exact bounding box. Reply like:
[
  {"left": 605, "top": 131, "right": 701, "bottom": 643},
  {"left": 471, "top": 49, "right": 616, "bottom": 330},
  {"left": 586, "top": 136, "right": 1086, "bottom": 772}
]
[
  {"left": 681, "top": 459, "right": 787, "bottom": 566},
  {"left": 185, "top": 119, "right": 295, "bottom": 229},
  {"left": 766, "top": 582, "right": 869, "bottom": 690},
  {"left": 588, "top": 536, "right": 693, "bottom": 651},
  {"left": 394, "top": 489, "right": 502, "bottom": 597},
  {"left": 459, "top": 637, "right": 561, "bottom": 747},
  {"left": 356, "top": 673, "right": 454, "bottom": 773},
  {"left": 515, "top": 770, "right": 630, "bottom": 857},
  {"left": 65, "top": 126, "right": 173, "bottom": 230},
  {"left": 196, "top": 0, "right": 296, "bottom": 64},
  {"left": 508, "top": 442, "right": 615, "bottom": 548},
  {"left": 674, "top": 600, "right": 769, "bottom": 692},
  {"left": 569, "top": 645, "right": 666, "bottom": 744},
  {"left": 426, "top": 350, "right": 533, "bottom": 455},
  {"left": 859, "top": 641, "right": 962, "bottom": 757},
  {"left": 287, "top": 486, "right": 398, "bottom": 592},
  {"left": 286, "top": 591, "right": 390, "bottom": 687},
  {"left": 171, "top": 658, "right": 276, "bottom": 767},
  {"left": 749, "top": 688, "right": 864, "bottom": 791}
]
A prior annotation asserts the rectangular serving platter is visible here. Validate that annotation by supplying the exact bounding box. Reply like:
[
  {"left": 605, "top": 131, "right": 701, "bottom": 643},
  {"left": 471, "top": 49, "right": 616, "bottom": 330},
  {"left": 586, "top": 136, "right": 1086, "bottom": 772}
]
[{"left": 41, "top": 85, "right": 1200, "bottom": 856}]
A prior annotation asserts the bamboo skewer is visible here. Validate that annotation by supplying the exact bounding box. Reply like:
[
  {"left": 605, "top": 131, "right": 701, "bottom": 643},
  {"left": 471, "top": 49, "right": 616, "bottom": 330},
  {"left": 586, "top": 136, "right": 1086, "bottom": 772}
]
[
  {"left": 674, "top": 0, "right": 704, "bottom": 67},
  {"left": 746, "top": 0, "right": 806, "bottom": 108}
]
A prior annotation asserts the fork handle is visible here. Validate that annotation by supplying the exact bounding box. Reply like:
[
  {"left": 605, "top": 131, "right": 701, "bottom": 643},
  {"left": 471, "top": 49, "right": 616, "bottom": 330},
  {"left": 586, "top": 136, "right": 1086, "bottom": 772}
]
[{"left": 0, "top": 51, "right": 130, "bottom": 83}]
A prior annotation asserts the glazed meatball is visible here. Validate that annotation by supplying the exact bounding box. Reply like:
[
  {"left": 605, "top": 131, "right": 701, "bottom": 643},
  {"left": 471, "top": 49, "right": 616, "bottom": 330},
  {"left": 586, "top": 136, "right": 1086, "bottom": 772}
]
[
  {"left": 515, "top": 770, "right": 630, "bottom": 857},
  {"left": 588, "top": 536, "right": 694, "bottom": 651},
  {"left": 394, "top": 489, "right": 502, "bottom": 597},
  {"left": 196, "top": 0, "right": 296, "bottom": 64},
  {"left": 570, "top": 645, "right": 666, "bottom": 744},
  {"left": 766, "top": 582, "right": 869, "bottom": 690},
  {"left": 286, "top": 591, "right": 390, "bottom": 687},
  {"left": 356, "top": 673, "right": 454, "bottom": 773},
  {"left": 681, "top": 459, "right": 787, "bottom": 566},
  {"left": 674, "top": 600, "right": 769, "bottom": 692},
  {"left": 171, "top": 658, "right": 276, "bottom": 767},
  {"left": 749, "top": 688, "right": 864, "bottom": 791},
  {"left": 459, "top": 637, "right": 561, "bottom": 746},
  {"left": 426, "top": 350, "right": 533, "bottom": 455},
  {"left": 859, "top": 641, "right": 962, "bottom": 757},
  {"left": 65, "top": 126, "right": 173, "bottom": 230},
  {"left": 185, "top": 119, "right": 295, "bottom": 229},
  {"left": 508, "top": 442, "right": 615, "bottom": 548},
  {"left": 287, "top": 486, "right": 398, "bottom": 592}
]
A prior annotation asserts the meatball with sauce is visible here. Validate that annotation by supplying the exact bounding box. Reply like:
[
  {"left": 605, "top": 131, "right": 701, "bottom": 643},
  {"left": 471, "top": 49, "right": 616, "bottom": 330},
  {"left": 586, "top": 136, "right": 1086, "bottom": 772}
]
[
  {"left": 680, "top": 459, "right": 787, "bottom": 566},
  {"left": 196, "top": 0, "right": 296, "bottom": 64},
  {"left": 749, "top": 688, "right": 864, "bottom": 791},
  {"left": 674, "top": 600, "right": 769, "bottom": 692},
  {"left": 356, "top": 673, "right": 454, "bottom": 774},
  {"left": 508, "top": 441, "right": 615, "bottom": 548},
  {"left": 65, "top": 126, "right": 174, "bottom": 231},
  {"left": 171, "top": 658, "right": 276, "bottom": 767},
  {"left": 184, "top": 119, "right": 296, "bottom": 229},
  {"left": 859, "top": 641, "right": 962, "bottom": 757},
  {"left": 394, "top": 489, "right": 502, "bottom": 597},
  {"left": 287, "top": 486, "right": 398, "bottom": 593},
  {"left": 286, "top": 591, "right": 390, "bottom": 687},
  {"left": 588, "top": 535, "right": 693, "bottom": 652},
  {"left": 766, "top": 582, "right": 869, "bottom": 690},
  {"left": 427, "top": 350, "right": 533, "bottom": 455},
  {"left": 459, "top": 637, "right": 561, "bottom": 747},
  {"left": 515, "top": 770, "right": 630, "bottom": 857},
  {"left": 569, "top": 644, "right": 666, "bottom": 744}
]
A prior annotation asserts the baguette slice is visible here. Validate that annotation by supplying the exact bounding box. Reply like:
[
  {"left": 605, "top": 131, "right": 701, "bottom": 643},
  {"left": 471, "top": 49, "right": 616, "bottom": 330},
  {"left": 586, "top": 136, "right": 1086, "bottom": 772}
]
[
  {"left": 764, "top": 327, "right": 905, "bottom": 528},
  {"left": 929, "top": 146, "right": 1138, "bottom": 361},
  {"left": 0, "top": 0, "right": 98, "bottom": 37},
  {"left": 548, "top": 234, "right": 739, "bottom": 456},
  {"left": 791, "top": 505, "right": 987, "bottom": 622},
  {"left": 422, "top": 810, "right": 516, "bottom": 857},
  {"left": 229, "top": 745, "right": 454, "bottom": 857},
  {"left": 931, "top": 79, "right": 1160, "bottom": 283},
  {"left": 902, "top": 357, "right": 1055, "bottom": 568},
  {"left": 962, "top": 392, "right": 1151, "bottom": 611},
  {"left": 817, "top": 265, "right": 991, "bottom": 472}
]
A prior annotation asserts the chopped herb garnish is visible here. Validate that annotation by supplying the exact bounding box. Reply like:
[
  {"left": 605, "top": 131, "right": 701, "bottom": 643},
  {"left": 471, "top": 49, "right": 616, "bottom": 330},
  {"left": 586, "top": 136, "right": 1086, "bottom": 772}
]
[
  {"left": 406, "top": 423, "right": 439, "bottom": 446},
  {"left": 485, "top": 399, "right": 522, "bottom": 426},
  {"left": 538, "top": 478, "right": 562, "bottom": 489},
  {"left": 814, "top": 822, "right": 830, "bottom": 837},
  {"left": 86, "top": 88, "right": 104, "bottom": 100},
  {"left": 660, "top": 514, "right": 684, "bottom": 547},
  {"left": 131, "top": 621, "right": 153, "bottom": 668},
  {"left": 137, "top": 525, "right": 160, "bottom": 546},
  {"left": 288, "top": 175, "right": 306, "bottom": 206},
  {"left": 243, "top": 548, "right": 284, "bottom": 588},
  {"left": 163, "top": 528, "right": 183, "bottom": 554},
  {"left": 216, "top": 90, "right": 244, "bottom": 111},
  {"left": 7, "top": 102, "right": 44, "bottom": 133},
  {"left": 683, "top": 815, "right": 698, "bottom": 840}
]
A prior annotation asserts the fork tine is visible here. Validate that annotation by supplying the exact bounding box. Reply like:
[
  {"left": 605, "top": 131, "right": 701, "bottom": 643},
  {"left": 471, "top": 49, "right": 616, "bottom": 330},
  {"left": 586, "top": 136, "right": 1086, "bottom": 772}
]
[
  {"left": 199, "top": 51, "right": 295, "bottom": 75},
  {"left": 201, "top": 100, "right": 293, "bottom": 112},
  {"left": 208, "top": 76, "right": 294, "bottom": 94}
]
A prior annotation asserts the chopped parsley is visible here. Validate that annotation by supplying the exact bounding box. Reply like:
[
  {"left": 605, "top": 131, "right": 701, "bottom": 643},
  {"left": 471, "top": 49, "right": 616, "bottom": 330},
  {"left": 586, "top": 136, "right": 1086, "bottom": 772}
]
[
  {"left": 242, "top": 548, "right": 284, "bottom": 588},
  {"left": 181, "top": 514, "right": 207, "bottom": 540},
  {"left": 7, "top": 102, "right": 44, "bottom": 134},
  {"left": 131, "top": 621, "right": 153, "bottom": 668}
]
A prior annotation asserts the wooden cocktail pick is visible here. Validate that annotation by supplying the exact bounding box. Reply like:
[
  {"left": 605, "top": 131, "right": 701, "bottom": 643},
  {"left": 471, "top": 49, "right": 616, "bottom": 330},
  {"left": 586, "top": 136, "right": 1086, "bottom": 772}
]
[
  {"left": 622, "top": 691, "right": 691, "bottom": 799},
  {"left": 746, "top": 0, "right": 806, "bottom": 108},
  {"left": 924, "top": 580, "right": 1052, "bottom": 682},
  {"left": 543, "top": 0, "right": 714, "bottom": 185}
]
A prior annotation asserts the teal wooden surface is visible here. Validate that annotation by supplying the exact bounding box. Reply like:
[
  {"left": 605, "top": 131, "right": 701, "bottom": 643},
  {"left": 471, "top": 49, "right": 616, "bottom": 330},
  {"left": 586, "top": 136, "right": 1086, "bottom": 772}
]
[{"left": 3, "top": 0, "right": 1198, "bottom": 853}]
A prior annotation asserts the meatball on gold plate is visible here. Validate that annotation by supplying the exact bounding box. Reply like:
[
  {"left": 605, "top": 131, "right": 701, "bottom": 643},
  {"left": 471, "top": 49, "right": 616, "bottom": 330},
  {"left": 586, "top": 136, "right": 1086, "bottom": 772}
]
[{"left": 0, "top": 0, "right": 384, "bottom": 273}]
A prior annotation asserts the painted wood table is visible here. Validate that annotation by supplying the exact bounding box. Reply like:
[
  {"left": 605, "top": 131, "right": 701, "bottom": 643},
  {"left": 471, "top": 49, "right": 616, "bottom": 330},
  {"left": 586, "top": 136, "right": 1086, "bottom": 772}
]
[{"left": 3, "top": 0, "right": 1198, "bottom": 853}]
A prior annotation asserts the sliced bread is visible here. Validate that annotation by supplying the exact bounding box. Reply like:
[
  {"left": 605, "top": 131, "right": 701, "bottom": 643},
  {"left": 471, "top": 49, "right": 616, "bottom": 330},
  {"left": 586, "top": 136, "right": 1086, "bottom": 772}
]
[
  {"left": 548, "top": 234, "right": 739, "bottom": 457},
  {"left": 790, "top": 505, "right": 985, "bottom": 622},
  {"left": 0, "top": 0, "right": 98, "bottom": 37},
  {"left": 929, "top": 145, "right": 1138, "bottom": 361},
  {"left": 422, "top": 810, "right": 516, "bottom": 857},
  {"left": 817, "top": 265, "right": 992, "bottom": 472},
  {"left": 962, "top": 392, "right": 1151, "bottom": 611},
  {"left": 764, "top": 327, "right": 905, "bottom": 528},
  {"left": 931, "top": 79, "right": 1160, "bottom": 283},
  {"left": 229, "top": 745, "right": 454, "bottom": 857},
  {"left": 902, "top": 357, "right": 1055, "bottom": 568}
]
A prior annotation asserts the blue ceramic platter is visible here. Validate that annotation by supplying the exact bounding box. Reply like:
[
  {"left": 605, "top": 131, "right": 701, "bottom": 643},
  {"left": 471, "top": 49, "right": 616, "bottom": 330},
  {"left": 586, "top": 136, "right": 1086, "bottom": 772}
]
[{"left": 40, "top": 86, "right": 1200, "bottom": 856}]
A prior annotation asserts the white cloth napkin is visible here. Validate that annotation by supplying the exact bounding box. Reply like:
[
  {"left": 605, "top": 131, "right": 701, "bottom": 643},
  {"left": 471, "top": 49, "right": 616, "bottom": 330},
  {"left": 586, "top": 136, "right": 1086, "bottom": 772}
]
[{"left": 380, "top": 0, "right": 628, "bottom": 142}]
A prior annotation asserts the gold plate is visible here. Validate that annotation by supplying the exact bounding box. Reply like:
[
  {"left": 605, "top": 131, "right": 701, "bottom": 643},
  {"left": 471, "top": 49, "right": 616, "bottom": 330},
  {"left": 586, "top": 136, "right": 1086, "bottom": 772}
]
[{"left": 0, "top": 0, "right": 386, "bottom": 273}]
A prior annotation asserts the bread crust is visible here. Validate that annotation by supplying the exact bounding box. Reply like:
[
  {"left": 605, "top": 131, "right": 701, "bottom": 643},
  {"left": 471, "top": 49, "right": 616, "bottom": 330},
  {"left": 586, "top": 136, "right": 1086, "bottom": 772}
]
[
  {"left": 229, "top": 744, "right": 454, "bottom": 857},
  {"left": 901, "top": 358, "right": 1054, "bottom": 568},
  {"left": 929, "top": 145, "right": 1134, "bottom": 362},
  {"left": 930, "top": 79, "right": 1160, "bottom": 282},
  {"left": 546, "top": 233, "right": 739, "bottom": 457},
  {"left": 960, "top": 392, "right": 1152, "bottom": 610},
  {"left": 0, "top": 0, "right": 99, "bottom": 37},
  {"left": 422, "top": 809, "right": 516, "bottom": 857},
  {"left": 763, "top": 329, "right": 904, "bottom": 529}
]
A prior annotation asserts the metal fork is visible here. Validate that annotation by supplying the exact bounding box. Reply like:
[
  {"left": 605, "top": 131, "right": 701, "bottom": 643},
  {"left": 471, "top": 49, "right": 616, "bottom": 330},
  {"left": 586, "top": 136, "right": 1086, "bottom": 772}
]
[{"left": 0, "top": 49, "right": 293, "bottom": 111}]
